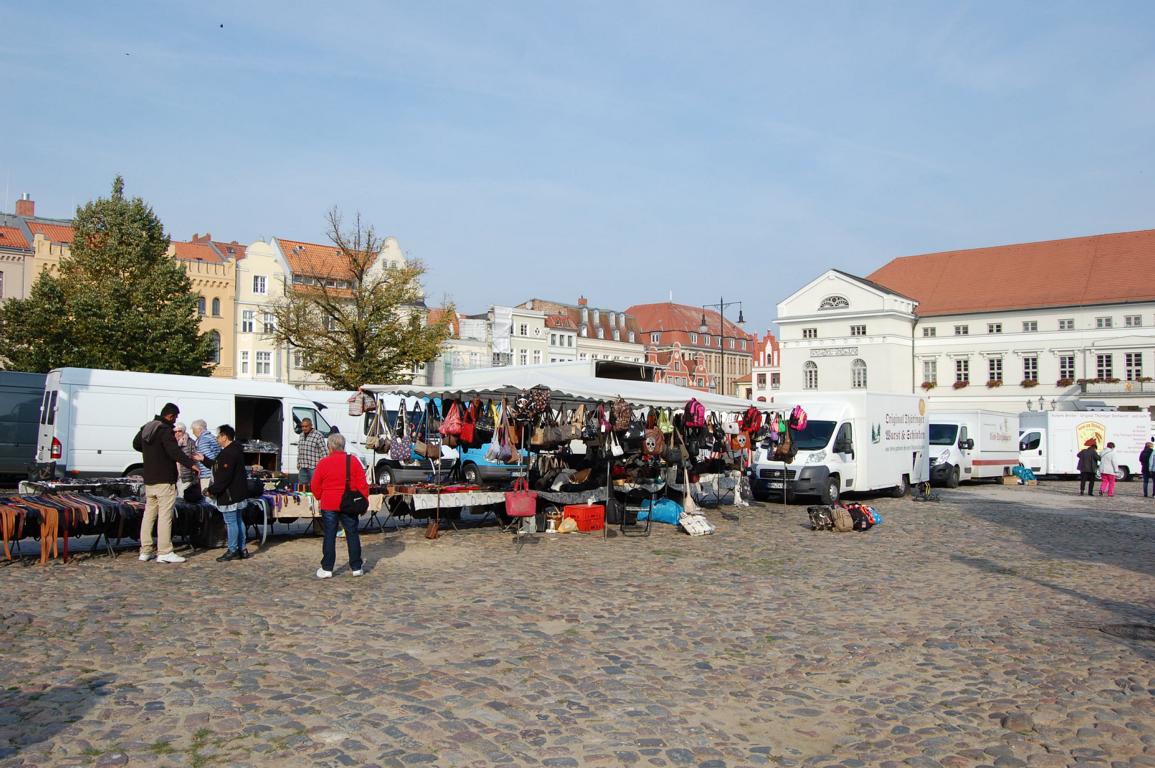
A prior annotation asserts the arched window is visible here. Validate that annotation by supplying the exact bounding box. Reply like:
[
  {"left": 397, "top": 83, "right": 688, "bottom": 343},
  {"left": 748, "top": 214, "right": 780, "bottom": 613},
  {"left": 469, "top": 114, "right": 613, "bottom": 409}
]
[
  {"left": 818, "top": 295, "right": 849, "bottom": 311},
  {"left": 209, "top": 331, "right": 221, "bottom": 364},
  {"left": 851, "top": 358, "right": 867, "bottom": 389},
  {"left": 803, "top": 361, "right": 818, "bottom": 390},
  {"left": 197, "top": 296, "right": 206, "bottom": 315},
  {"left": 211, "top": 297, "right": 221, "bottom": 316}
]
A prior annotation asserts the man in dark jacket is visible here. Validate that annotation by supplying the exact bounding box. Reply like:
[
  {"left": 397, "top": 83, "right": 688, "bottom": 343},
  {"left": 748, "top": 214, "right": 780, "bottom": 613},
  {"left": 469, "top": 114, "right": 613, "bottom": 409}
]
[
  {"left": 1076, "top": 439, "right": 1100, "bottom": 497},
  {"left": 133, "top": 402, "right": 202, "bottom": 563}
]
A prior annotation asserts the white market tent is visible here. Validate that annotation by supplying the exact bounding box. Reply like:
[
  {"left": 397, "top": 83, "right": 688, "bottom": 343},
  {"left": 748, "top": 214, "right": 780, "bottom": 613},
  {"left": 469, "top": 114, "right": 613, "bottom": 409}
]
[{"left": 364, "top": 366, "right": 754, "bottom": 413}]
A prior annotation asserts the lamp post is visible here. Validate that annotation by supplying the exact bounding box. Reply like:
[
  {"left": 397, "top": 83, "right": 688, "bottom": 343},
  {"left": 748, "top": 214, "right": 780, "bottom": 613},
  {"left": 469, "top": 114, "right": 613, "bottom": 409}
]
[{"left": 699, "top": 298, "right": 745, "bottom": 396}]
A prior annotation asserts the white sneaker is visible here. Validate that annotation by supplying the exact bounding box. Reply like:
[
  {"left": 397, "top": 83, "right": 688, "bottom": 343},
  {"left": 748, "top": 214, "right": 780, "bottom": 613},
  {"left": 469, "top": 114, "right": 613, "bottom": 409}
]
[
  {"left": 316, "top": 568, "right": 333, "bottom": 579},
  {"left": 156, "top": 552, "right": 186, "bottom": 564},
  {"left": 139, "top": 553, "right": 153, "bottom": 562},
  {"left": 350, "top": 569, "right": 364, "bottom": 577}
]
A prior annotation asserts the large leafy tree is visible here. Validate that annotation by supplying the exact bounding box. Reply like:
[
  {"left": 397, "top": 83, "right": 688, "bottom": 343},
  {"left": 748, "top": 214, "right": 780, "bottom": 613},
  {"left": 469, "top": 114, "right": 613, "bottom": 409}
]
[
  {"left": 269, "top": 209, "right": 451, "bottom": 390},
  {"left": 0, "top": 176, "right": 215, "bottom": 374}
]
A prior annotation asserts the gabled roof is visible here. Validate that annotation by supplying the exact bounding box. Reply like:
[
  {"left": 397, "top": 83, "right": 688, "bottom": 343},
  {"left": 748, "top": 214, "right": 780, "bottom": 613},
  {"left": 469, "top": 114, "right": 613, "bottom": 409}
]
[
  {"left": 830, "top": 269, "right": 917, "bottom": 303},
  {"left": 626, "top": 301, "right": 753, "bottom": 339},
  {"left": 867, "top": 229, "right": 1155, "bottom": 316},
  {"left": 172, "top": 240, "right": 225, "bottom": 264},
  {"left": 212, "top": 240, "right": 245, "bottom": 261},
  {"left": 0, "top": 226, "right": 29, "bottom": 250},
  {"left": 278, "top": 237, "right": 361, "bottom": 281},
  {"left": 26, "top": 221, "right": 73, "bottom": 245}
]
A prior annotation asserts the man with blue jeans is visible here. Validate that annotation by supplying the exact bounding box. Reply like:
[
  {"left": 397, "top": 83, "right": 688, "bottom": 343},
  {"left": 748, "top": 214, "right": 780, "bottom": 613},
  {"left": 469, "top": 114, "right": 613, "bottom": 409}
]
[{"left": 310, "top": 432, "right": 368, "bottom": 578}]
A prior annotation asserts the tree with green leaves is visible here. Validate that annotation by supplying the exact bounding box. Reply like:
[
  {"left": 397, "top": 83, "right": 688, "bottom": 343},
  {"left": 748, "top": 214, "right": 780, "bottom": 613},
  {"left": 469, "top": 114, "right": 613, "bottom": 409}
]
[
  {"left": 268, "top": 209, "right": 451, "bottom": 390},
  {"left": 0, "top": 176, "right": 215, "bottom": 374}
]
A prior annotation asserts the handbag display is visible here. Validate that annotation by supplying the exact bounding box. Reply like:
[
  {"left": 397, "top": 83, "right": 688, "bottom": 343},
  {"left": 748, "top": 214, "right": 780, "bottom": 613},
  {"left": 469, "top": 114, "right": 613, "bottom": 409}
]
[
  {"left": 339, "top": 454, "right": 368, "bottom": 517},
  {"left": 439, "top": 401, "right": 463, "bottom": 437},
  {"left": 504, "top": 478, "right": 538, "bottom": 518},
  {"left": 458, "top": 400, "right": 477, "bottom": 446}
]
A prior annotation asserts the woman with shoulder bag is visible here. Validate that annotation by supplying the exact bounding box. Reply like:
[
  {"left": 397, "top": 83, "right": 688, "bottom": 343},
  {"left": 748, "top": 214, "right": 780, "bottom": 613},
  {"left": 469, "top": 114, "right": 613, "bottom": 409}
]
[
  {"left": 205, "top": 424, "right": 250, "bottom": 561},
  {"left": 311, "top": 432, "right": 370, "bottom": 578}
]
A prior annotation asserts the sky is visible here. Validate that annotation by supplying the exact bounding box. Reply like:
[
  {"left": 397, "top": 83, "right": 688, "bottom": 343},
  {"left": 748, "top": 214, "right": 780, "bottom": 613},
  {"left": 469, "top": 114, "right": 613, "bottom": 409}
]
[{"left": 3, "top": 1, "right": 1155, "bottom": 335}]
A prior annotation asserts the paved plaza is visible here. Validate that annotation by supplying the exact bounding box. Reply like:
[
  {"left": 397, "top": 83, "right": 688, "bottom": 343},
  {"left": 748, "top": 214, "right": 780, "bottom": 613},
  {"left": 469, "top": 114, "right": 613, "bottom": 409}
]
[{"left": 2, "top": 481, "right": 1154, "bottom": 768}]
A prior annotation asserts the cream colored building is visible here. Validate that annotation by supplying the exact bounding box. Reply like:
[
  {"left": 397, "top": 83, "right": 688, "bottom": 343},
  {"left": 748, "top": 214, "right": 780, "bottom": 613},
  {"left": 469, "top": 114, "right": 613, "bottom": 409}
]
[{"left": 234, "top": 239, "right": 292, "bottom": 383}]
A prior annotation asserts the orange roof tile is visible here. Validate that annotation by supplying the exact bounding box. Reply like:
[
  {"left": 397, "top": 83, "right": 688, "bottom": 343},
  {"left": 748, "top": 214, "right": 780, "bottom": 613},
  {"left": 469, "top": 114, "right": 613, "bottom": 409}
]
[
  {"left": 172, "top": 240, "right": 225, "bottom": 264},
  {"left": 520, "top": 298, "right": 640, "bottom": 339},
  {"left": 26, "top": 222, "right": 73, "bottom": 244},
  {"left": 0, "top": 226, "right": 29, "bottom": 250},
  {"left": 867, "top": 228, "right": 1155, "bottom": 316},
  {"left": 427, "top": 308, "right": 460, "bottom": 337},
  {"left": 278, "top": 237, "right": 365, "bottom": 281},
  {"left": 626, "top": 301, "right": 753, "bottom": 340},
  {"left": 544, "top": 313, "right": 577, "bottom": 330},
  {"left": 212, "top": 240, "right": 245, "bottom": 260}
]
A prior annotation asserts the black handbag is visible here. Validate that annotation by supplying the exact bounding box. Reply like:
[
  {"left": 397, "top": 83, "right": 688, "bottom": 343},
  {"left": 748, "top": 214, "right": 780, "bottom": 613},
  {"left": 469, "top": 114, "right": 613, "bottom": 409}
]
[{"left": 339, "top": 454, "right": 369, "bottom": 516}]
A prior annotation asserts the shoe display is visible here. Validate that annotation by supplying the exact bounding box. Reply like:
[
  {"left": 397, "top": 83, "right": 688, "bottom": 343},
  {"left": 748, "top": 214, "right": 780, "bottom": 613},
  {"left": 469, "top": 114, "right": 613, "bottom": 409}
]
[
  {"left": 139, "top": 553, "right": 153, "bottom": 561},
  {"left": 316, "top": 568, "right": 333, "bottom": 579},
  {"left": 156, "top": 552, "right": 186, "bottom": 564},
  {"left": 216, "top": 550, "right": 239, "bottom": 562},
  {"left": 351, "top": 569, "right": 364, "bottom": 577}
]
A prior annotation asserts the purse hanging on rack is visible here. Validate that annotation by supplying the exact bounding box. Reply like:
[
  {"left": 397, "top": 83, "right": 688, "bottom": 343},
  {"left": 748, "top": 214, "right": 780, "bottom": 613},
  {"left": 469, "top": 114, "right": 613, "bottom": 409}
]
[{"left": 389, "top": 407, "right": 412, "bottom": 461}]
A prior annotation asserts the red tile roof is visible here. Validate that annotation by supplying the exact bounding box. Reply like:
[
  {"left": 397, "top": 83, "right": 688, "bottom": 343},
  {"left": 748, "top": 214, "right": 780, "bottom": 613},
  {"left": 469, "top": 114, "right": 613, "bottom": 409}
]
[
  {"left": 867, "top": 228, "right": 1155, "bottom": 316},
  {"left": 520, "top": 298, "right": 640, "bottom": 340},
  {"left": 26, "top": 222, "right": 73, "bottom": 244},
  {"left": 427, "top": 308, "right": 460, "bottom": 337},
  {"left": 172, "top": 240, "right": 225, "bottom": 264},
  {"left": 0, "top": 226, "right": 29, "bottom": 250},
  {"left": 627, "top": 301, "right": 753, "bottom": 340},
  {"left": 278, "top": 237, "right": 363, "bottom": 281},
  {"left": 544, "top": 313, "right": 577, "bottom": 330},
  {"left": 212, "top": 240, "right": 245, "bottom": 261}
]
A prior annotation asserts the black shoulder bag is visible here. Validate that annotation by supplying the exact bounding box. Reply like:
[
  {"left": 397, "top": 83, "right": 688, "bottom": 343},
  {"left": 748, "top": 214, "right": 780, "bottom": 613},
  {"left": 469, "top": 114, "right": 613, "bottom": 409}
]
[{"left": 339, "top": 454, "right": 369, "bottom": 517}]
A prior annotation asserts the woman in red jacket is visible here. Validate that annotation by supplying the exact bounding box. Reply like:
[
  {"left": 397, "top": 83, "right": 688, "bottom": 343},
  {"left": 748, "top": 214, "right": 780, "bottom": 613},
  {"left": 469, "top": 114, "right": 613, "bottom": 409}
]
[{"left": 310, "top": 432, "right": 370, "bottom": 578}]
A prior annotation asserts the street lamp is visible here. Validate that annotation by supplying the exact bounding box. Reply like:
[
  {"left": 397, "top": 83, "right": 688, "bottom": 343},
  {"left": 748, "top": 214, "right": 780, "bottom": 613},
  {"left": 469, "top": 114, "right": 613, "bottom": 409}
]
[{"left": 699, "top": 298, "right": 745, "bottom": 396}]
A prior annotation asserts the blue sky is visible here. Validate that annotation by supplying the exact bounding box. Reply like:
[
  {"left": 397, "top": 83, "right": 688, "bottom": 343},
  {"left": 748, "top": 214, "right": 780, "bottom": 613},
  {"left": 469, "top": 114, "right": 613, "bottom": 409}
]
[{"left": 3, "top": 1, "right": 1154, "bottom": 334}]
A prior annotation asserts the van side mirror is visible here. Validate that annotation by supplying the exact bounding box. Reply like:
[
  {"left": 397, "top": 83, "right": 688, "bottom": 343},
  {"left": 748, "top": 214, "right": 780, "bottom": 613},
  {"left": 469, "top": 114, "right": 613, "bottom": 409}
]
[
  {"left": 960, "top": 438, "right": 974, "bottom": 450},
  {"left": 834, "top": 441, "right": 853, "bottom": 455}
]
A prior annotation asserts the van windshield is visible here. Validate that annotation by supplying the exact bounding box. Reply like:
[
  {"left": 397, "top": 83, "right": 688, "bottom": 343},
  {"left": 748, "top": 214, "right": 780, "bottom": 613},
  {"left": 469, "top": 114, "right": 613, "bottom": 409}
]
[
  {"left": 929, "top": 424, "right": 958, "bottom": 446},
  {"left": 792, "top": 420, "right": 836, "bottom": 451}
]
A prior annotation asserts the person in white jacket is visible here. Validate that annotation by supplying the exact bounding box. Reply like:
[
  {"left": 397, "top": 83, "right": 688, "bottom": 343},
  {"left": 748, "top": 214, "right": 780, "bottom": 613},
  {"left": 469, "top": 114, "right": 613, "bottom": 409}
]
[{"left": 1098, "top": 442, "right": 1120, "bottom": 497}]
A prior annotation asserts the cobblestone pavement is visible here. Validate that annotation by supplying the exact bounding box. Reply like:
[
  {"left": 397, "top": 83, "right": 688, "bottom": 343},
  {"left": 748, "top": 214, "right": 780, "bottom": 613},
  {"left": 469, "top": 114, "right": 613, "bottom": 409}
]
[{"left": 2, "top": 481, "right": 1155, "bottom": 768}]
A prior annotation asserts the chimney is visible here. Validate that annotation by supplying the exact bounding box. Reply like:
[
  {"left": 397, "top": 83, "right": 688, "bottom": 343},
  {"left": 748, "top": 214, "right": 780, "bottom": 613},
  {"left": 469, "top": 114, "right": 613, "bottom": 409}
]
[
  {"left": 15, "top": 193, "right": 34, "bottom": 217},
  {"left": 577, "top": 295, "right": 588, "bottom": 307}
]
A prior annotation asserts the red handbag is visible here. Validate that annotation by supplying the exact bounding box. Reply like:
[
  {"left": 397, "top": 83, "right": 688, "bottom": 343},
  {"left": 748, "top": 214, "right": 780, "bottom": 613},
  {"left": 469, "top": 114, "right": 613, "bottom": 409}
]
[
  {"left": 504, "top": 478, "right": 537, "bottom": 518},
  {"left": 458, "top": 400, "right": 477, "bottom": 445}
]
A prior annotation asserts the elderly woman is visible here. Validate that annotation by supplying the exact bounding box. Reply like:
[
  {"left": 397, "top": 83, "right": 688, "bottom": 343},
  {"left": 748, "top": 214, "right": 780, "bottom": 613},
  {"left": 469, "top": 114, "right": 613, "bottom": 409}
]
[
  {"left": 174, "top": 423, "right": 198, "bottom": 499},
  {"left": 311, "top": 432, "right": 369, "bottom": 578}
]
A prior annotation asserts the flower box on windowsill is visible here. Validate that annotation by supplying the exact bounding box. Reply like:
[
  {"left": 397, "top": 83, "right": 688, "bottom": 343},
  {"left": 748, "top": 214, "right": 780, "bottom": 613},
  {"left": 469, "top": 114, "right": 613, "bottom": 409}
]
[
  {"left": 921, "top": 381, "right": 937, "bottom": 391},
  {"left": 1021, "top": 379, "right": 1039, "bottom": 388},
  {"left": 1056, "top": 378, "right": 1074, "bottom": 387},
  {"left": 952, "top": 381, "right": 969, "bottom": 390},
  {"left": 986, "top": 379, "right": 1004, "bottom": 389}
]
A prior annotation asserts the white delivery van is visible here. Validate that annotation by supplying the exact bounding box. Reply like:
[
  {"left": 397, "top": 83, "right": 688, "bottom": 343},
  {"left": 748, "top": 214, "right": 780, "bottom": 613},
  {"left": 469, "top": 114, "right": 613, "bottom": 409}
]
[
  {"left": 34, "top": 367, "right": 340, "bottom": 481},
  {"left": 928, "top": 410, "right": 1020, "bottom": 487},
  {"left": 1018, "top": 410, "right": 1151, "bottom": 480},
  {"left": 751, "top": 392, "right": 930, "bottom": 504}
]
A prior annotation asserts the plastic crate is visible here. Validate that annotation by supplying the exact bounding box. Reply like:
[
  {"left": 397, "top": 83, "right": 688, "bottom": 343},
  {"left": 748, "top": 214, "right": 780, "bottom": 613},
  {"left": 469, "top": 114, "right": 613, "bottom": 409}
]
[{"left": 563, "top": 504, "right": 605, "bottom": 532}]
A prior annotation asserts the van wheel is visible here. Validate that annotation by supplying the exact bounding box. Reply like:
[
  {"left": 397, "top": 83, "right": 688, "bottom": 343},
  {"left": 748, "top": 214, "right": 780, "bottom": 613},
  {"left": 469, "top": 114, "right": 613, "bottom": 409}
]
[
  {"left": 820, "top": 475, "right": 840, "bottom": 505},
  {"left": 890, "top": 474, "right": 910, "bottom": 498},
  {"left": 1119, "top": 466, "right": 1132, "bottom": 482},
  {"left": 124, "top": 464, "right": 143, "bottom": 478},
  {"left": 462, "top": 462, "right": 481, "bottom": 484},
  {"left": 375, "top": 465, "right": 394, "bottom": 485},
  {"left": 946, "top": 465, "right": 960, "bottom": 488}
]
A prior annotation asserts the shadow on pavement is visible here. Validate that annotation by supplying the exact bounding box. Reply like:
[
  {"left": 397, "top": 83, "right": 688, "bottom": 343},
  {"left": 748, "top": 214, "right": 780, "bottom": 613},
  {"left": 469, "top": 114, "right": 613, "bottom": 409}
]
[{"left": 0, "top": 675, "right": 114, "bottom": 760}]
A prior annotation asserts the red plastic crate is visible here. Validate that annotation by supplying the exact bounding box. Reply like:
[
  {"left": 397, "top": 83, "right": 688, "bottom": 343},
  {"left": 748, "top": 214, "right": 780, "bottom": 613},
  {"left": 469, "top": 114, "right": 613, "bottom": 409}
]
[{"left": 563, "top": 504, "right": 605, "bottom": 532}]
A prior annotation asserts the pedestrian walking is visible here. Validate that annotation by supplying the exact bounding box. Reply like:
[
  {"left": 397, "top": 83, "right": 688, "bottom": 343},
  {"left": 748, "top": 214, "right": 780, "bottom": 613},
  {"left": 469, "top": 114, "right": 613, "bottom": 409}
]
[
  {"left": 190, "top": 419, "right": 221, "bottom": 490},
  {"left": 1141, "top": 441, "right": 1153, "bottom": 498},
  {"left": 311, "top": 432, "right": 368, "bottom": 578},
  {"left": 1076, "top": 439, "right": 1099, "bottom": 496},
  {"left": 297, "top": 418, "right": 328, "bottom": 488},
  {"left": 133, "top": 403, "right": 202, "bottom": 563},
  {"left": 205, "top": 424, "right": 249, "bottom": 562},
  {"left": 1098, "top": 442, "right": 1119, "bottom": 497}
]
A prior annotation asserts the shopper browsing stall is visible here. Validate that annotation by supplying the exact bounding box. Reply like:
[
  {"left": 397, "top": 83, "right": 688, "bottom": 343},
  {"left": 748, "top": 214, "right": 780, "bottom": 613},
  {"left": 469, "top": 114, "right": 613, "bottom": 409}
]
[
  {"left": 311, "top": 432, "right": 368, "bottom": 579},
  {"left": 206, "top": 425, "right": 250, "bottom": 562}
]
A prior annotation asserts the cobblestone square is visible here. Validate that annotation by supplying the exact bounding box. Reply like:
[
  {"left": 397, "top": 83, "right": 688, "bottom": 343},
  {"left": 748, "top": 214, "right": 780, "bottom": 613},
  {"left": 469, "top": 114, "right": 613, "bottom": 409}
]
[{"left": 2, "top": 482, "right": 1154, "bottom": 767}]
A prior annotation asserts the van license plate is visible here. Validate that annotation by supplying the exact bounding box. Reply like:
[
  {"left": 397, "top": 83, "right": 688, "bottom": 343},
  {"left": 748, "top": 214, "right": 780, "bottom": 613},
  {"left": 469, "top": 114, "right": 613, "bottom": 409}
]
[{"left": 768, "top": 482, "right": 783, "bottom": 489}]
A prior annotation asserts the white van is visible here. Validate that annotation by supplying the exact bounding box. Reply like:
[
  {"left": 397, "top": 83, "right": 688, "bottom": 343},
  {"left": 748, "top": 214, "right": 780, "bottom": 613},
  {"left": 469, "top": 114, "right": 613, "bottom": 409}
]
[
  {"left": 1018, "top": 410, "right": 1151, "bottom": 480},
  {"left": 928, "top": 410, "right": 1020, "bottom": 487},
  {"left": 751, "top": 392, "right": 930, "bottom": 504},
  {"left": 34, "top": 367, "right": 340, "bottom": 480}
]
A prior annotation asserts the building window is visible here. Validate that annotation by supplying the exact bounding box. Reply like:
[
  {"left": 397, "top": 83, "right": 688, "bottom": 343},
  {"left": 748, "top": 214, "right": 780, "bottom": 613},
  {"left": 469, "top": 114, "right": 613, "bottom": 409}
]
[
  {"left": 580, "top": 352, "right": 587, "bottom": 361},
  {"left": 252, "top": 275, "right": 267, "bottom": 295},
  {"left": 1096, "top": 317, "right": 1113, "bottom": 329},
  {"left": 988, "top": 357, "right": 1003, "bottom": 383},
  {"left": 595, "top": 326, "right": 604, "bottom": 339},
  {"left": 954, "top": 325, "right": 969, "bottom": 336},
  {"left": 1060, "top": 355, "right": 1075, "bottom": 381},
  {"left": 533, "top": 350, "right": 542, "bottom": 365},
  {"left": 241, "top": 310, "right": 254, "bottom": 333},
  {"left": 293, "top": 351, "right": 303, "bottom": 369},
  {"left": 741, "top": 340, "right": 746, "bottom": 350},
  {"left": 0, "top": 271, "right": 4, "bottom": 299},
  {"left": 955, "top": 358, "right": 969, "bottom": 383},
  {"left": 651, "top": 332, "right": 661, "bottom": 343},
  {"left": 988, "top": 323, "right": 1002, "bottom": 334},
  {"left": 1125, "top": 315, "right": 1142, "bottom": 327},
  {"left": 240, "top": 351, "right": 249, "bottom": 374},
  {"left": 851, "top": 359, "right": 867, "bottom": 389},
  {"left": 770, "top": 372, "right": 780, "bottom": 389},
  {"left": 922, "top": 359, "right": 937, "bottom": 386},
  {"left": 519, "top": 323, "right": 527, "bottom": 336},
  {"left": 211, "top": 297, "right": 221, "bottom": 317},
  {"left": 803, "top": 361, "right": 818, "bottom": 390},
  {"left": 255, "top": 351, "right": 271, "bottom": 376},
  {"left": 197, "top": 296, "right": 206, "bottom": 315},
  {"left": 209, "top": 331, "right": 221, "bottom": 364},
  {"left": 802, "top": 328, "right": 817, "bottom": 339},
  {"left": 1023, "top": 356, "right": 1038, "bottom": 382},
  {"left": 922, "top": 327, "right": 936, "bottom": 337},
  {"left": 550, "top": 333, "right": 556, "bottom": 346},
  {"left": 1059, "top": 318, "right": 1074, "bottom": 331},
  {"left": 1096, "top": 353, "right": 1113, "bottom": 379},
  {"left": 1022, "top": 321, "right": 1037, "bottom": 332},
  {"left": 850, "top": 325, "right": 866, "bottom": 337},
  {"left": 1125, "top": 352, "right": 1143, "bottom": 381},
  {"left": 702, "top": 334, "right": 711, "bottom": 347},
  {"left": 628, "top": 331, "right": 635, "bottom": 343},
  {"left": 689, "top": 333, "right": 698, "bottom": 344},
  {"left": 756, "top": 373, "right": 767, "bottom": 388},
  {"left": 729, "top": 338, "right": 735, "bottom": 349},
  {"left": 567, "top": 336, "right": 573, "bottom": 347},
  {"left": 519, "top": 349, "right": 528, "bottom": 366},
  {"left": 263, "top": 313, "right": 276, "bottom": 333},
  {"left": 325, "top": 315, "right": 339, "bottom": 332}
]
